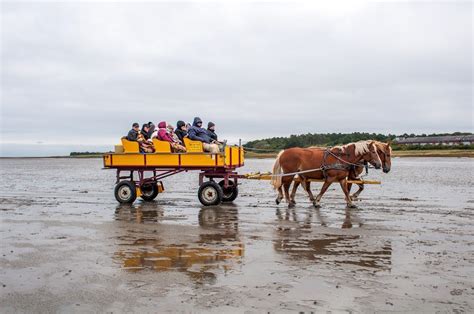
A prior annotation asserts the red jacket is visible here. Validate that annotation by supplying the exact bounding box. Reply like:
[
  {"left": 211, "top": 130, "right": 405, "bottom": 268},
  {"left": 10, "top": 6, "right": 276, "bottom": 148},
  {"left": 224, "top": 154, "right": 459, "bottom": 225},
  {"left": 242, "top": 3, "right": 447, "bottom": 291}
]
[{"left": 157, "top": 121, "right": 173, "bottom": 142}]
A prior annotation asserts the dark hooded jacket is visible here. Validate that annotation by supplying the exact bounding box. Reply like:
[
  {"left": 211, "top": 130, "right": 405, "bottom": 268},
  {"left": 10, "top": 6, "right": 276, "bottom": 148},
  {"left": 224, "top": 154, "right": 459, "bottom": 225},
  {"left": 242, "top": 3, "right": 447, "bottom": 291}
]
[
  {"left": 187, "top": 117, "right": 212, "bottom": 143},
  {"left": 127, "top": 129, "right": 139, "bottom": 141},
  {"left": 207, "top": 122, "right": 218, "bottom": 141},
  {"left": 147, "top": 123, "right": 155, "bottom": 139},
  {"left": 175, "top": 120, "right": 188, "bottom": 143},
  {"left": 141, "top": 125, "right": 150, "bottom": 140}
]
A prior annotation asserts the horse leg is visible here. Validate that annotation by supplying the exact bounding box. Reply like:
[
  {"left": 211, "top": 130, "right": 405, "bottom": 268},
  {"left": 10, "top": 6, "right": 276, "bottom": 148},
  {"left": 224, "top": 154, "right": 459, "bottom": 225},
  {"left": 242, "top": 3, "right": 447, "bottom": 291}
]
[
  {"left": 347, "top": 182, "right": 352, "bottom": 195},
  {"left": 290, "top": 180, "right": 300, "bottom": 205},
  {"left": 276, "top": 186, "right": 284, "bottom": 205},
  {"left": 314, "top": 178, "right": 334, "bottom": 208},
  {"left": 339, "top": 178, "right": 357, "bottom": 208},
  {"left": 351, "top": 183, "right": 364, "bottom": 200},
  {"left": 304, "top": 180, "right": 317, "bottom": 207},
  {"left": 282, "top": 178, "right": 294, "bottom": 208}
]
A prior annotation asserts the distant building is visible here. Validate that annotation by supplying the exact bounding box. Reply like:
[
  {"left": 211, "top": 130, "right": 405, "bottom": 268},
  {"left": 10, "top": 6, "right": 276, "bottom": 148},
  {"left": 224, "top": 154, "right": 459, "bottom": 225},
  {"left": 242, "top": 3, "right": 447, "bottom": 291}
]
[{"left": 394, "top": 135, "right": 474, "bottom": 146}]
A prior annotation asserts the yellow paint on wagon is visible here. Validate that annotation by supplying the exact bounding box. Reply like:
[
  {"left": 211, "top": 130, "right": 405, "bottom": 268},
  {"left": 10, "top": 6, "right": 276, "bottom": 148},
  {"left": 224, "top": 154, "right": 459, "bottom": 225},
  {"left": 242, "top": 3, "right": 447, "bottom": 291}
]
[
  {"left": 146, "top": 153, "right": 179, "bottom": 166},
  {"left": 224, "top": 146, "right": 244, "bottom": 167},
  {"left": 103, "top": 145, "right": 245, "bottom": 168}
]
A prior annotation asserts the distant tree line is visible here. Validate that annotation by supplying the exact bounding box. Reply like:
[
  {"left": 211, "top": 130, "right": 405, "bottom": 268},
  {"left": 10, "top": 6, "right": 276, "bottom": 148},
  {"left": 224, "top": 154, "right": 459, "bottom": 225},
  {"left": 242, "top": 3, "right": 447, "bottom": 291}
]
[
  {"left": 398, "top": 132, "right": 471, "bottom": 138},
  {"left": 70, "top": 152, "right": 105, "bottom": 156},
  {"left": 243, "top": 132, "right": 473, "bottom": 151},
  {"left": 394, "top": 144, "right": 474, "bottom": 151}
]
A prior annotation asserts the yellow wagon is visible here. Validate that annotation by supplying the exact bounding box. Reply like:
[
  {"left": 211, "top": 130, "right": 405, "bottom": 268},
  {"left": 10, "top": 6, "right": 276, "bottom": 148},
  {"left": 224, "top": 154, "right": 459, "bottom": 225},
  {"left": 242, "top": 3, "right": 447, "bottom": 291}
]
[{"left": 103, "top": 137, "right": 245, "bottom": 206}]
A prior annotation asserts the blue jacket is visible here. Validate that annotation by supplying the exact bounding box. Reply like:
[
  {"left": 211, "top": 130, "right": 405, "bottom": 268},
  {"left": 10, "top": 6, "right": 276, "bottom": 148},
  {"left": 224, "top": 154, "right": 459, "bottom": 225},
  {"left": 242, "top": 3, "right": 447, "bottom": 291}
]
[{"left": 188, "top": 117, "right": 212, "bottom": 143}]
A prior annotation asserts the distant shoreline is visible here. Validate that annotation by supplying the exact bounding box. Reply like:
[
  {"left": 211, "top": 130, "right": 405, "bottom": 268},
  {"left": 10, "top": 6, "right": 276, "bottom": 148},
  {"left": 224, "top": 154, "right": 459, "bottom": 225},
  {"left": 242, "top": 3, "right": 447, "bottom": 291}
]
[
  {"left": 244, "top": 149, "right": 474, "bottom": 159},
  {"left": 1, "top": 149, "right": 473, "bottom": 159}
]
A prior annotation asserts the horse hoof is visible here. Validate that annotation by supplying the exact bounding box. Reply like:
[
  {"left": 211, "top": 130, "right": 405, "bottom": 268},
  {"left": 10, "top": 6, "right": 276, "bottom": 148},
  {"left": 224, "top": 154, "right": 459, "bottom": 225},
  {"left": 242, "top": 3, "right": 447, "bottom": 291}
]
[
  {"left": 350, "top": 196, "right": 358, "bottom": 201},
  {"left": 313, "top": 203, "right": 321, "bottom": 208},
  {"left": 288, "top": 203, "right": 295, "bottom": 209},
  {"left": 275, "top": 199, "right": 281, "bottom": 205},
  {"left": 347, "top": 204, "right": 358, "bottom": 209}
]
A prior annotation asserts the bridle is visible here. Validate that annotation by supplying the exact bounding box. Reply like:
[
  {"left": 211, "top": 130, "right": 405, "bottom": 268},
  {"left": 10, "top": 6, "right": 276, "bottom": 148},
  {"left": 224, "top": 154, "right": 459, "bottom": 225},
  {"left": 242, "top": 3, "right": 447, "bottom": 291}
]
[{"left": 321, "top": 143, "right": 381, "bottom": 178}]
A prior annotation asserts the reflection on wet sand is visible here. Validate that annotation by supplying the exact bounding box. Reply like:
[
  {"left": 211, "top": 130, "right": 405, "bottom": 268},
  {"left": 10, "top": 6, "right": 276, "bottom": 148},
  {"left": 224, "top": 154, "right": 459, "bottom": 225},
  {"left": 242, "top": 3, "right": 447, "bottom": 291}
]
[
  {"left": 114, "top": 207, "right": 244, "bottom": 283},
  {"left": 114, "top": 203, "right": 165, "bottom": 223},
  {"left": 274, "top": 208, "right": 391, "bottom": 271}
]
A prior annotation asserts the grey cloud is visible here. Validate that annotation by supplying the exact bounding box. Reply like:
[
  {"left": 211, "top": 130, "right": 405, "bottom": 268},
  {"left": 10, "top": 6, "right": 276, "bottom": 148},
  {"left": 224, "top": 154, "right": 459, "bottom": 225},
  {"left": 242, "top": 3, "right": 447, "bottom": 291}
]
[{"left": 1, "top": 2, "right": 472, "bottom": 156}]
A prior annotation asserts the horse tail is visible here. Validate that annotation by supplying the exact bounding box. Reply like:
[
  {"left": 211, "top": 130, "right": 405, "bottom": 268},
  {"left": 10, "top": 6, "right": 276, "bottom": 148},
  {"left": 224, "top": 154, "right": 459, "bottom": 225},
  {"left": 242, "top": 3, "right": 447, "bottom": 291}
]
[{"left": 271, "top": 150, "right": 285, "bottom": 190}]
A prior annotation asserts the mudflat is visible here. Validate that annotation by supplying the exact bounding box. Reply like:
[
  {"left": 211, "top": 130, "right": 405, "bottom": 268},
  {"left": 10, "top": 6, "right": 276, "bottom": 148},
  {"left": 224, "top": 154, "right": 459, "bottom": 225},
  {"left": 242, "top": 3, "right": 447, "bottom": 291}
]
[{"left": 1, "top": 157, "right": 473, "bottom": 312}]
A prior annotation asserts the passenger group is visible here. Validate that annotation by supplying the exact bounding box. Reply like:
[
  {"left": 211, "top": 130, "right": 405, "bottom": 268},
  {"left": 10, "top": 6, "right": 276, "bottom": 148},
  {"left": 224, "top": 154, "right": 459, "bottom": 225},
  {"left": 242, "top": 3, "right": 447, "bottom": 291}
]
[{"left": 126, "top": 117, "right": 223, "bottom": 154}]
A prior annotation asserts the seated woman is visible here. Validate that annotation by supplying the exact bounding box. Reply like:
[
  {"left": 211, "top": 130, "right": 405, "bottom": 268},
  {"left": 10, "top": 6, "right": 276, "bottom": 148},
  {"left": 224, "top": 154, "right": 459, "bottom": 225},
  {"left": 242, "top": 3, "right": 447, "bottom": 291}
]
[
  {"left": 138, "top": 124, "right": 155, "bottom": 153},
  {"left": 157, "top": 121, "right": 186, "bottom": 153}
]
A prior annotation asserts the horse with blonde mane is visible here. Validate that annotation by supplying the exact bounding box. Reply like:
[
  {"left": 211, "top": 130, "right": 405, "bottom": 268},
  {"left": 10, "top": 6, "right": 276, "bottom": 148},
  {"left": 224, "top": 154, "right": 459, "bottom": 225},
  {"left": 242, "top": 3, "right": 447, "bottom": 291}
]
[
  {"left": 346, "top": 141, "right": 392, "bottom": 200},
  {"left": 271, "top": 140, "right": 383, "bottom": 208}
]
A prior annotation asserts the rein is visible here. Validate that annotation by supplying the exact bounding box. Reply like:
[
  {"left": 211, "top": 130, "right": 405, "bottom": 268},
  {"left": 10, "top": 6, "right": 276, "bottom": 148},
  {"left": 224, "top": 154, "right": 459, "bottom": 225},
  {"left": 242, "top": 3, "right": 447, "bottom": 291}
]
[{"left": 325, "top": 149, "right": 365, "bottom": 168}]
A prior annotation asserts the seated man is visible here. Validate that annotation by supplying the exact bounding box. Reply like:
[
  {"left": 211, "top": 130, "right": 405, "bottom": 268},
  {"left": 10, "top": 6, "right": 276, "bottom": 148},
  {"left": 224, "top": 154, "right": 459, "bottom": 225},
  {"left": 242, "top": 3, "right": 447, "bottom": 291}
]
[
  {"left": 188, "top": 117, "right": 219, "bottom": 154},
  {"left": 207, "top": 122, "right": 218, "bottom": 141},
  {"left": 126, "top": 122, "right": 140, "bottom": 141},
  {"left": 207, "top": 121, "right": 226, "bottom": 150}
]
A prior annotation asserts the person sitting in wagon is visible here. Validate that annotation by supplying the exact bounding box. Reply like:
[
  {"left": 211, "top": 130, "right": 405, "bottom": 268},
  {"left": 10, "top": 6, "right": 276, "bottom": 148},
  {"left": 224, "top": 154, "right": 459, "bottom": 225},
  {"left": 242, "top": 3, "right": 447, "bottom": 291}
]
[
  {"left": 137, "top": 123, "right": 155, "bottom": 153},
  {"left": 146, "top": 122, "right": 156, "bottom": 140},
  {"left": 207, "top": 122, "right": 218, "bottom": 141},
  {"left": 141, "top": 123, "right": 151, "bottom": 141},
  {"left": 126, "top": 122, "right": 140, "bottom": 141},
  {"left": 207, "top": 121, "right": 226, "bottom": 150},
  {"left": 167, "top": 124, "right": 183, "bottom": 145},
  {"left": 188, "top": 117, "right": 220, "bottom": 154},
  {"left": 175, "top": 120, "right": 188, "bottom": 143},
  {"left": 157, "top": 121, "right": 186, "bottom": 153}
]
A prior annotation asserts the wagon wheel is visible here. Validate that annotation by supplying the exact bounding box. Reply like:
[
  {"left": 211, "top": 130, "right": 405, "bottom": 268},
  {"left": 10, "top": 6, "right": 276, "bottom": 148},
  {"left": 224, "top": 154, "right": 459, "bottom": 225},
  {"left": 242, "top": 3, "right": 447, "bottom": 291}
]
[
  {"left": 198, "top": 181, "right": 223, "bottom": 206},
  {"left": 218, "top": 180, "right": 238, "bottom": 202},
  {"left": 140, "top": 182, "right": 159, "bottom": 201},
  {"left": 114, "top": 181, "right": 137, "bottom": 204}
]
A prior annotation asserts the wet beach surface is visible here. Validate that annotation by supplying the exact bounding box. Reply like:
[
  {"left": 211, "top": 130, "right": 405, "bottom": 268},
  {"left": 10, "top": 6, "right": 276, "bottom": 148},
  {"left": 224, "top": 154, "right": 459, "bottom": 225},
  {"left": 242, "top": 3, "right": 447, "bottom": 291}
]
[{"left": 1, "top": 157, "right": 473, "bottom": 313}]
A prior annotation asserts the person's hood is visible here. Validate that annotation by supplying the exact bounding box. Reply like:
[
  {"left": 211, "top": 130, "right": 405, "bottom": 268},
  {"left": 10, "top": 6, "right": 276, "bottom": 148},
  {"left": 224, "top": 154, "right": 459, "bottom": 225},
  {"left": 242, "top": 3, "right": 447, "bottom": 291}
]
[
  {"left": 177, "top": 120, "right": 186, "bottom": 129},
  {"left": 193, "top": 117, "right": 202, "bottom": 127},
  {"left": 158, "top": 121, "right": 167, "bottom": 128}
]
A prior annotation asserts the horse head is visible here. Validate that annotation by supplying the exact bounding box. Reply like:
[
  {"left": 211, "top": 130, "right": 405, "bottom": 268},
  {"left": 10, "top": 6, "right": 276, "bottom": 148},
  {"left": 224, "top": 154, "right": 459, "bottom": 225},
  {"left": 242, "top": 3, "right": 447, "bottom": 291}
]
[
  {"left": 375, "top": 141, "right": 392, "bottom": 173},
  {"left": 360, "top": 141, "right": 382, "bottom": 169}
]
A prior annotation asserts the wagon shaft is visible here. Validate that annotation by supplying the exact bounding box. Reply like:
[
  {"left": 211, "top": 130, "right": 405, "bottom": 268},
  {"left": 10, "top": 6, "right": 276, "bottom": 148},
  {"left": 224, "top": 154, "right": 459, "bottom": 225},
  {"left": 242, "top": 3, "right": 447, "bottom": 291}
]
[{"left": 242, "top": 172, "right": 381, "bottom": 185}]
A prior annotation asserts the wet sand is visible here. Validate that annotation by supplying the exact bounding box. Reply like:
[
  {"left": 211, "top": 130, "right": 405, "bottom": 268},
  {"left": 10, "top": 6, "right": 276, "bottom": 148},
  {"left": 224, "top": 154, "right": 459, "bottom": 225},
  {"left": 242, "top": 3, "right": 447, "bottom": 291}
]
[{"left": 1, "top": 157, "right": 473, "bottom": 312}]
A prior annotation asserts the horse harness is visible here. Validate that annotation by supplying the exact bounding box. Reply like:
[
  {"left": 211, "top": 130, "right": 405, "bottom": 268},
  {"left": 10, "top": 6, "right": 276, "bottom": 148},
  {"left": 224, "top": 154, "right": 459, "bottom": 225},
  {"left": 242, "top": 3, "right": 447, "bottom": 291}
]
[{"left": 320, "top": 149, "right": 368, "bottom": 179}]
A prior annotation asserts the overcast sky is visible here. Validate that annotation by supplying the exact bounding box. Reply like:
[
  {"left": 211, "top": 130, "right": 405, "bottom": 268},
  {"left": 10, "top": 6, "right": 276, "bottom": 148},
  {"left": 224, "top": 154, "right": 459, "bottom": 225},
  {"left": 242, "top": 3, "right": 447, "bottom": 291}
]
[{"left": 1, "top": 1, "right": 472, "bottom": 156}]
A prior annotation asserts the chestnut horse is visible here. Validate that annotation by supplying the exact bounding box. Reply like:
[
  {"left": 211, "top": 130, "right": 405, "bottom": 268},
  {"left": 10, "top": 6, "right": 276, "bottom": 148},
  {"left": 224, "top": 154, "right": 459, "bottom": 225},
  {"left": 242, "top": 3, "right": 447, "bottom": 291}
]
[
  {"left": 271, "top": 140, "right": 382, "bottom": 208},
  {"left": 347, "top": 141, "right": 392, "bottom": 200}
]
